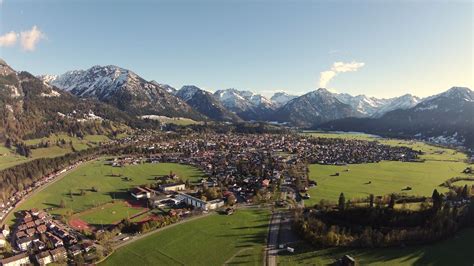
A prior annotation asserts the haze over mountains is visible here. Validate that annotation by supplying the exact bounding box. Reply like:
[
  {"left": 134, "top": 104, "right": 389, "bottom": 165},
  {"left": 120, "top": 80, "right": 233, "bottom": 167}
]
[{"left": 1, "top": 60, "right": 472, "bottom": 148}]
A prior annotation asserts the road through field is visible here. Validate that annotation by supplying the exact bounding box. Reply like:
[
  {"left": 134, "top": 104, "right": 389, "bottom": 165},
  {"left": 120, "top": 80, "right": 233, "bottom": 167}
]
[{"left": 266, "top": 211, "right": 282, "bottom": 266}]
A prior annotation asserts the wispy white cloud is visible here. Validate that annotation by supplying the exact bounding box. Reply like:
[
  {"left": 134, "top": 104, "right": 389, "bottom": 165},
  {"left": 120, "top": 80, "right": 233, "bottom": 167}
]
[
  {"left": 0, "top": 31, "right": 18, "bottom": 47},
  {"left": 318, "top": 61, "right": 365, "bottom": 88},
  {"left": 0, "top": 26, "right": 46, "bottom": 51},
  {"left": 20, "top": 26, "right": 45, "bottom": 51}
]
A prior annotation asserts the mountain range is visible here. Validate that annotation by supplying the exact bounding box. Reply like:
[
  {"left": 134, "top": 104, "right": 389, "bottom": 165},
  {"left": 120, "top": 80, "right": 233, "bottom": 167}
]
[
  {"left": 1, "top": 59, "right": 472, "bottom": 149},
  {"left": 39, "top": 65, "right": 204, "bottom": 120},
  {"left": 38, "top": 64, "right": 423, "bottom": 126},
  {"left": 320, "top": 87, "right": 474, "bottom": 148}
]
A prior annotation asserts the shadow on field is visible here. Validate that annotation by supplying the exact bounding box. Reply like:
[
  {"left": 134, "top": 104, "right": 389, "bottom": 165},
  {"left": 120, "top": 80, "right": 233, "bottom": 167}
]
[
  {"left": 278, "top": 229, "right": 474, "bottom": 266},
  {"left": 106, "top": 189, "right": 130, "bottom": 200}
]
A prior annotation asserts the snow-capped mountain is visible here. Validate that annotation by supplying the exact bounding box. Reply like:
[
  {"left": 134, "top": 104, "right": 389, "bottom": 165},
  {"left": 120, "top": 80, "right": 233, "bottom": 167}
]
[
  {"left": 335, "top": 93, "right": 389, "bottom": 116},
  {"left": 1, "top": 59, "right": 137, "bottom": 140},
  {"left": 40, "top": 65, "right": 204, "bottom": 120},
  {"left": 372, "top": 94, "right": 421, "bottom": 117},
  {"left": 334, "top": 93, "right": 421, "bottom": 117},
  {"left": 213, "top": 88, "right": 276, "bottom": 121},
  {"left": 176, "top": 85, "right": 201, "bottom": 102},
  {"left": 270, "top": 92, "right": 298, "bottom": 107},
  {"left": 274, "top": 88, "right": 362, "bottom": 127},
  {"left": 176, "top": 86, "right": 241, "bottom": 122},
  {"left": 321, "top": 87, "right": 474, "bottom": 148},
  {"left": 417, "top": 86, "right": 474, "bottom": 109}
]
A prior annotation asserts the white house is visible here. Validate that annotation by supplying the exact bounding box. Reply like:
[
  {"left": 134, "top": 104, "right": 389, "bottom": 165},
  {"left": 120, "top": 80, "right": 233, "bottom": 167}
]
[
  {"left": 35, "top": 250, "right": 53, "bottom": 265},
  {"left": 2, "top": 224, "right": 10, "bottom": 237},
  {"left": 131, "top": 187, "right": 155, "bottom": 200},
  {"left": 16, "top": 236, "right": 35, "bottom": 251},
  {"left": 0, "top": 234, "right": 6, "bottom": 248}
]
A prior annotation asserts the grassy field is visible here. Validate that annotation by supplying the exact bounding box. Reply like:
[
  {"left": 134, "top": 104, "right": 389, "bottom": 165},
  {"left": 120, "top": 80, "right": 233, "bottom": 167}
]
[
  {"left": 155, "top": 116, "right": 201, "bottom": 126},
  {"left": 302, "top": 131, "right": 380, "bottom": 141},
  {"left": 0, "top": 134, "right": 116, "bottom": 170},
  {"left": 306, "top": 160, "right": 469, "bottom": 205},
  {"left": 278, "top": 228, "right": 474, "bottom": 266},
  {"left": 6, "top": 159, "right": 204, "bottom": 223},
  {"left": 304, "top": 131, "right": 471, "bottom": 205},
  {"left": 101, "top": 208, "right": 270, "bottom": 266},
  {"left": 76, "top": 201, "right": 147, "bottom": 225},
  {"left": 24, "top": 133, "right": 112, "bottom": 151}
]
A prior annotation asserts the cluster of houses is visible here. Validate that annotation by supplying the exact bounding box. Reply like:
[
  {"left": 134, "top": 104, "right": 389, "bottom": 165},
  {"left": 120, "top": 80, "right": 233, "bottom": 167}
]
[
  {"left": 0, "top": 209, "right": 94, "bottom": 266},
  {"left": 13, "top": 210, "right": 78, "bottom": 252},
  {"left": 106, "top": 157, "right": 145, "bottom": 167},
  {"left": 302, "top": 137, "right": 420, "bottom": 165}
]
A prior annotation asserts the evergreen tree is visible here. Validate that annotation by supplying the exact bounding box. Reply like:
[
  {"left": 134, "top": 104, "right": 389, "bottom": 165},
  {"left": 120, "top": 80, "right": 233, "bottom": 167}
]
[
  {"left": 388, "top": 194, "right": 395, "bottom": 209},
  {"left": 369, "top": 194, "right": 375, "bottom": 208},
  {"left": 462, "top": 185, "right": 469, "bottom": 199},
  {"left": 338, "top": 192, "right": 346, "bottom": 211},
  {"left": 432, "top": 189, "right": 442, "bottom": 210}
]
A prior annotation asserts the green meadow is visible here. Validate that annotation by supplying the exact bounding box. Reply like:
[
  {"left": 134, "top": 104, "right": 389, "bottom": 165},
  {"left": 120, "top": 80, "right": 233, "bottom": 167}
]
[
  {"left": 101, "top": 208, "right": 270, "bottom": 266},
  {"left": 304, "top": 131, "right": 471, "bottom": 205},
  {"left": 306, "top": 160, "right": 469, "bottom": 205},
  {"left": 5, "top": 159, "right": 204, "bottom": 224},
  {"left": 0, "top": 134, "right": 117, "bottom": 170},
  {"left": 278, "top": 228, "right": 474, "bottom": 266},
  {"left": 288, "top": 131, "right": 474, "bottom": 265}
]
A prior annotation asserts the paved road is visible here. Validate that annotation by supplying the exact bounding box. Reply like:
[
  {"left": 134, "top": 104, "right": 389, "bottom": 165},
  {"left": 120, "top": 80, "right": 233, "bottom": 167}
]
[{"left": 266, "top": 211, "right": 282, "bottom": 266}]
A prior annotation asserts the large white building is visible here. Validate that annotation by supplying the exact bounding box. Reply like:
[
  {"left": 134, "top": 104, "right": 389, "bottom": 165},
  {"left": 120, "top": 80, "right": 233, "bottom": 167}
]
[
  {"left": 160, "top": 183, "right": 186, "bottom": 192},
  {"left": 176, "top": 193, "right": 224, "bottom": 211}
]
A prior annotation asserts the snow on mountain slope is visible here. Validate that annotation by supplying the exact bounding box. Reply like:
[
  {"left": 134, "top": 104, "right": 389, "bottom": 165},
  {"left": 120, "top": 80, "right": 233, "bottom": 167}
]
[
  {"left": 39, "top": 65, "right": 204, "bottom": 120},
  {"left": 213, "top": 88, "right": 276, "bottom": 121},
  {"left": 176, "top": 85, "right": 241, "bottom": 122},
  {"left": 270, "top": 92, "right": 298, "bottom": 107}
]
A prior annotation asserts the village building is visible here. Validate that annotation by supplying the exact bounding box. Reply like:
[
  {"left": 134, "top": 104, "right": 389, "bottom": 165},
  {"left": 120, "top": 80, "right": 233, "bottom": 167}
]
[
  {"left": 0, "top": 252, "right": 30, "bottom": 266},
  {"left": 159, "top": 183, "right": 186, "bottom": 192},
  {"left": 1, "top": 225, "right": 10, "bottom": 238},
  {"left": 177, "top": 192, "right": 224, "bottom": 211},
  {"left": 130, "top": 187, "right": 155, "bottom": 200},
  {"left": 0, "top": 234, "right": 6, "bottom": 248},
  {"left": 35, "top": 250, "right": 53, "bottom": 265},
  {"left": 49, "top": 246, "right": 67, "bottom": 262},
  {"left": 16, "top": 236, "right": 37, "bottom": 251}
]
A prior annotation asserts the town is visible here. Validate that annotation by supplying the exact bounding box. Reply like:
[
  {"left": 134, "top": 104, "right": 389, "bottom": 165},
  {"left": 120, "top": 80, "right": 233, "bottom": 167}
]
[{"left": 0, "top": 132, "right": 425, "bottom": 265}]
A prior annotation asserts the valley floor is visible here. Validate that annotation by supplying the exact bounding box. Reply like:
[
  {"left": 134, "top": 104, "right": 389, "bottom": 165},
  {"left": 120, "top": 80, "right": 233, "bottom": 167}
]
[{"left": 278, "top": 228, "right": 474, "bottom": 266}]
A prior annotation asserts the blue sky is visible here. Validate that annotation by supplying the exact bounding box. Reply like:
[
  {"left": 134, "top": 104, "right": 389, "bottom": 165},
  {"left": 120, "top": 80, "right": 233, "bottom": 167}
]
[{"left": 0, "top": 0, "right": 472, "bottom": 98}]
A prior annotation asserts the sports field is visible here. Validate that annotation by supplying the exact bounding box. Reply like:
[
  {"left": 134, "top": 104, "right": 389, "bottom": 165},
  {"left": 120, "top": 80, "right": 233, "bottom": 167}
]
[
  {"left": 278, "top": 228, "right": 474, "bottom": 265},
  {"left": 101, "top": 208, "right": 270, "bottom": 266},
  {"left": 6, "top": 159, "right": 204, "bottom": 224},
  {"left": 74, "top": 201, "right": 148, "bottom": 226}
]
